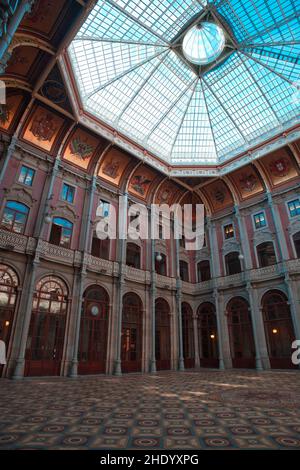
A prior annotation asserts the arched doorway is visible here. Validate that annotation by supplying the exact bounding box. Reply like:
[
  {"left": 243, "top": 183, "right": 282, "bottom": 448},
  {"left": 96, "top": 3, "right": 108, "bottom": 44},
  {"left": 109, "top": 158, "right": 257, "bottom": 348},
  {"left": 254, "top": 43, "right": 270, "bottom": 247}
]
[
  {"left": 78, "top": 285, "right": 109, "bottom": 375},
  {"left": 262, "top": 290, "right": 296, "bottom": 369},
  {"left": 155, "top": 298, "right": 171, "bottom": 370},
  {"left": 0, "top": 265, "right": 18, "bottom": 376},
  {"left": 121, "top": 293, "right": 143, "bottom": 372},
  {"left": 25, "top": 276, "right": 68, "bottom": 376},
  {"left": 227, "top": 297, "right": 255, "bottom": 368},
  {"left": 182, "top": 303, "right": 195, "bottom": 368},
  {"left": 197, "top": 303, "right": 219, "bottom": 368}
]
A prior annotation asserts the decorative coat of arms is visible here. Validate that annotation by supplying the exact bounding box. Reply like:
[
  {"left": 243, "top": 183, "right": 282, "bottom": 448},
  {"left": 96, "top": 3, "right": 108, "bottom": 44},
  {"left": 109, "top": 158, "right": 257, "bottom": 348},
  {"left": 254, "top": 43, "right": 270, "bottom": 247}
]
[
  {"left": 69, "top": 137, "right": 94, "bottom": 160},
  {"left": 131, "top": 175, "right": 152, "bottom": 196},
  {"left": 30, "top": 112, "right": 57, "bottom": 142},
  {"left": 239, "top": 173, "right": 257, "bottom": 192},
  {"left": 269, "top": 157, "right": 290, "bottom": 177},
  {"left": 102, "top": 159, "right": 120, "bottom": 179}
]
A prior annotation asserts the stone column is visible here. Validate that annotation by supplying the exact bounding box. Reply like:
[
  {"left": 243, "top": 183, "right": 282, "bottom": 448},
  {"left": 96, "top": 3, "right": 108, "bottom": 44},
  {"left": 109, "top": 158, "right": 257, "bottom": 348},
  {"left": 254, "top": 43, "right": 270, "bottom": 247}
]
[
  {"left": 193, "top": 313, "right": 200, "bottom": 368},
  {"left": 246, "top": 282, "right": 265, "bottom": 370},
  {"left": 12, "top": 257, "right": 39, "bottom": 379},
  {"left": 114, "top": 192, "right": 128, "bottom": 375},
  {"left": 150, "top": 233, "right": 157, "bottom": 373},
  {"left": 207, "top": 217, "right": 221, "bottom": 276},
  {"left": 69, "top": 176, "right": 97, "bottom": 377},
  {"left": 234, "top": 205, "right": 253, "bottom": 270},
  {"left": 213, "top": 289, "right": 226, "bottom": 369},
  {"left": 34, "top": 158, "right": 60, "bottom": 238},
  {"left": 0, "top": 136, "right": 17, "bottom": 184},
  {"left": 235, "top": 205, "right": 263, "bottom": 370},
  {"left": 174, "top": 220, "right": 184, "bottom": 371}
]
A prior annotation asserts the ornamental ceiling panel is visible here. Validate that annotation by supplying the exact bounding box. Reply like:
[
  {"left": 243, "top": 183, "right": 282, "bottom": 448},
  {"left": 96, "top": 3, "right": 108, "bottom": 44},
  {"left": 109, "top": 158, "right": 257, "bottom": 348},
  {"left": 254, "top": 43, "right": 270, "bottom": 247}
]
[
  {"left": 68, "top": 0, "right": 300, "bottom": 167},
  {"left": 228, "top": 165, "right": 265, "bottom": 200},
  {"left": 98, "top": 147, "right": 131, "bottom": 185},
  {"left": 63, "top": 128, "right": 101, "bottom": 170},
  {"left": 22, "top": 105, "right": 65, "bottom": 153},
  {"left": 259, "top": 147, "right": 300, "bottom": 187}
]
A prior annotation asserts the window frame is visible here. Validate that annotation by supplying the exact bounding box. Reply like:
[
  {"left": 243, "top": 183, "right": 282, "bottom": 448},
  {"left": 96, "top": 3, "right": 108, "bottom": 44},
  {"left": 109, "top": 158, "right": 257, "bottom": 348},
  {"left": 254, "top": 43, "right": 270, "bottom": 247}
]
[
  {"left": 1, "top": 200, "right": 29, "bottom": 234},
  {"left": 61, "top": 181, "right": 76, "bottom": 204},
  {"left": 253, "top": 210, "right": 267, "bottom": 230},
  {"left": 18, "top": 165, "right": 36, "bottom": 187},
  {"left": 223, "top": 222, "right": 235, "bottom": 240},
  {"left": 49, "top": 217, "right": 73, "bottom": 249},
  {"left": 287, "top": 198, "right": 300, "bottom": 219}
]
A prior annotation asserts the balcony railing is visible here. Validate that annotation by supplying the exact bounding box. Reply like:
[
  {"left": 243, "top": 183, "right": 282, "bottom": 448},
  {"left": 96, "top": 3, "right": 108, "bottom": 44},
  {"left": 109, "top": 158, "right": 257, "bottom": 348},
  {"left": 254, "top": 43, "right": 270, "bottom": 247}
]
[{"left": 1, "top": 229, "right": 300, "bottom": 290}]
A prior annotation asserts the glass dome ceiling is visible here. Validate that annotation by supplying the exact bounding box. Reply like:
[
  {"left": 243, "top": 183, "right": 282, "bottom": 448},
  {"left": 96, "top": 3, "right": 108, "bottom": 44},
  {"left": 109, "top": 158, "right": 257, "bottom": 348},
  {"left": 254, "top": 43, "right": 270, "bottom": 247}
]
[
  {"left": 69, "top": 0, "right": 300, "bottom": 166},
  {"left": 182, "top": 22, "right": 225, "bottom": 65}
]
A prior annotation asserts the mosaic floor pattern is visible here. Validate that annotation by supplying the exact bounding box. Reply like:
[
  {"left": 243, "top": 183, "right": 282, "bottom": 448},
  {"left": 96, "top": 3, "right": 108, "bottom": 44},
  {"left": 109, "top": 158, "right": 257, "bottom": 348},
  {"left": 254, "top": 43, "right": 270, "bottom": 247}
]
[{"left": 0, "top": 369, "right": 300, "bottom": 450}]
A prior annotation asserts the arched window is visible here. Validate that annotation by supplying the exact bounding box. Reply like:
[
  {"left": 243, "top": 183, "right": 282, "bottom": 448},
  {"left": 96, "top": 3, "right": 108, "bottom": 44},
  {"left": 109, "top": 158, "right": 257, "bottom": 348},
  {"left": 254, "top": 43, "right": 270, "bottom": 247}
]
[
  {"left": 78, "top": 285, "right": 109, "bottom": 374},
  {"left": 262, "top": 290, "right": 296, "bottom": 369},
  {"left": 122, "top": 293, "right": 143, "bottom": 372},
  {"left": 49, "top": 217, "right": 73, "bottom": 248},
  {"left": 257, "top": 242, "right": 277, "bottom": 267},
  {"left": 227, "top": 297, "right": 255, "bottom": 368},
  {"left": 126, "top": 243, "right": 141, "bottom": 269},
  {"left": 25, "top": 276, "right": 68, "bottom": 376},
  {"left": 179, "top": 260, "right": 189, "bottom": 282},
  {"left": 0, "top": 265, "right": 18, "bottom": 372},
  {"left": 155, "top": 298, "right": 170, "bottom": 370},
  {"left": 182, "top": 303, "right": 194, "bottom": 368},
  {"left": 197, "top": 260, "right": 211, "bottom": 282},
  {"left": 225, "top": 252, "right": 241, "bottom": 275},
  {"left": 155, "top": 253, "right": 167, "bottom": 276},
  {"left": 197, "top": 303, "right": 218, "bottom": 368},
  {"left": 91, "top": 233, "right": 110, "bottom": 260},
  {"left": 293, "top": 232, "right": 300, "bottom": 258},
  {"left": 1, "top": 201, "right": 29, "bottom": 234}
]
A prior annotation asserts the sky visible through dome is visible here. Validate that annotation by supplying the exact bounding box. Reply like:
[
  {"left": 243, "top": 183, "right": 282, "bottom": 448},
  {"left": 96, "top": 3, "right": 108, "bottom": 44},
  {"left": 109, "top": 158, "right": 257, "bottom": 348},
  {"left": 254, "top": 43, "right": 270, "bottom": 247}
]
[{"left": 69, "top": 0, "right": 300, "bottom": 166}]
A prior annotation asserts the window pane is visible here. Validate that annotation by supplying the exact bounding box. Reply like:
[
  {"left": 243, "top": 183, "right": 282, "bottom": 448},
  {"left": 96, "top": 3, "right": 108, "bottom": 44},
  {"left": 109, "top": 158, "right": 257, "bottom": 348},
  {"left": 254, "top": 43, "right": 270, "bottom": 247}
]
[{"left": 6, "top": 201, "right": 29, "bottom": 214}]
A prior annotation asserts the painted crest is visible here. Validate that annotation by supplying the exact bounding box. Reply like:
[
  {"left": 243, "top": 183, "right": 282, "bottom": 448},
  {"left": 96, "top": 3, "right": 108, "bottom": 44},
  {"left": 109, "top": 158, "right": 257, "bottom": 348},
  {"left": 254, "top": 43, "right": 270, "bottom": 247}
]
[
  {"left": 269, "top": 157, "right": 290, "bottom": 177},
  {"left": 239, "top": 173, "right": 257, "bottom": 192},
  {"left": 69, "top": 137, "right": 94, "bottom": 160},
  {"left": 102, "top": 159, "right": 120, "bottom": 179},
  {"left": 29, "top": 112, "right": 57, "bottom": 142},
  {"left": 131, "top": 175, "right": 152, "bottom": 196}
]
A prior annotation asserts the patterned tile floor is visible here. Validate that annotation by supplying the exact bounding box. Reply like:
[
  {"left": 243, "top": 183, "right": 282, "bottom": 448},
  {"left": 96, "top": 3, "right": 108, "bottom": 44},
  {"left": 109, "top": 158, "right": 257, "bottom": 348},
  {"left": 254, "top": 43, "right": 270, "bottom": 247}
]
[{"left": 0, "top": 369, "right": 300, "bottom": 450}]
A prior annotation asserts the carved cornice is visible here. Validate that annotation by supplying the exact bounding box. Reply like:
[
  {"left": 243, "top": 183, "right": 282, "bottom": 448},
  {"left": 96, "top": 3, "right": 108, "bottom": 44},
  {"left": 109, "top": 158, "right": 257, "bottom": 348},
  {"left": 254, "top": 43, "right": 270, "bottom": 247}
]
[{"left": 3, "top": 186, "right": 37, "bottom": 206}]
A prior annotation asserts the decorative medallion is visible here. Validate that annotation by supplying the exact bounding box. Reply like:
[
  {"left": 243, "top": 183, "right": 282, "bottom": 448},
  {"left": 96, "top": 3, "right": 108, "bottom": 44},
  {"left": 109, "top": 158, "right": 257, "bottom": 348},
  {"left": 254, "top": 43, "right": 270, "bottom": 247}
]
[
  {"left": 41, "top": 80, "right": 66, "bottom": 104},
  {"left": 130, "top": 175, "right": 152, "bottom": 196},
  {"left": 69, "top": 137, "right": 94, "bottom": 160},
  {"left": 239, "top": 172, "right": 257, "bottom": 192},
  {"left": 102, "top": 159, "right": 120, "bottom": 179},
  {"left": 269, "top": 157, "right": 290, "bottom": 177},
  {"left": 29, "top": 112, "right": 58, "bottom": 142}
]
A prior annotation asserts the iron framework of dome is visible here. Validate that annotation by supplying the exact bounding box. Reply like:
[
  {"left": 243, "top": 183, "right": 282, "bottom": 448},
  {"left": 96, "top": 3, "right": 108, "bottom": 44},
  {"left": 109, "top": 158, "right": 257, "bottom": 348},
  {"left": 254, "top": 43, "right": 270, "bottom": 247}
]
[{"left": 68, "top": 0, "right": 300, "bottom": 166}]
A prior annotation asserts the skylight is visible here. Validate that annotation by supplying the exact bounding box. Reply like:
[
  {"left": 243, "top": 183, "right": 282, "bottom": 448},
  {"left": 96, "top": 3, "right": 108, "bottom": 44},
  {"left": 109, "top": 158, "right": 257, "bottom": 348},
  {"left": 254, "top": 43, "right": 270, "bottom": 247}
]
[
  {"left": 68, "top": 0, "right": 300, "bottom": 166},
  {"left": 182, "top": 22, "right": 226, "bottom": 65}
]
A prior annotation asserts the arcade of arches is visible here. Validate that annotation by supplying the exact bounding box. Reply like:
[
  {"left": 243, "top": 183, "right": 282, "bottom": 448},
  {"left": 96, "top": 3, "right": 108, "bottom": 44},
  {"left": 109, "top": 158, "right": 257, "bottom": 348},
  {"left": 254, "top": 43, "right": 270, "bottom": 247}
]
[{"left": 0, "top": 263, "right": 298, "bottom": 377}]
